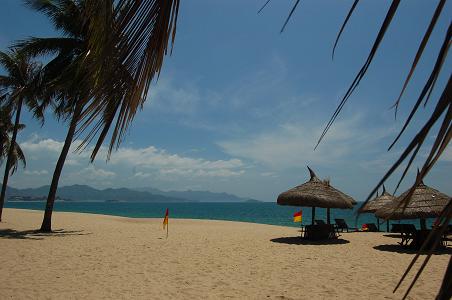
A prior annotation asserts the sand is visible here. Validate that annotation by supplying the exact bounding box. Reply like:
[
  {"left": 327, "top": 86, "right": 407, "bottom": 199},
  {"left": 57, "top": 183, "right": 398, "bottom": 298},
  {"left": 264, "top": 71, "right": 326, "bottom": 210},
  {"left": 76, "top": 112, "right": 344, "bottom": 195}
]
[{"left": 0, "top": 208, "right": 449, "bottom": 299}]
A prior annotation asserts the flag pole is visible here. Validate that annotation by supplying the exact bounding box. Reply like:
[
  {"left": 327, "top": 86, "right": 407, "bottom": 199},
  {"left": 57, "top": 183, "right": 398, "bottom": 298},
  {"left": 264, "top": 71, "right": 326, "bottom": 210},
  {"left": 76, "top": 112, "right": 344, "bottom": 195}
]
[{"left": 166, "top": 218, "right": 169, "bottom": 239}]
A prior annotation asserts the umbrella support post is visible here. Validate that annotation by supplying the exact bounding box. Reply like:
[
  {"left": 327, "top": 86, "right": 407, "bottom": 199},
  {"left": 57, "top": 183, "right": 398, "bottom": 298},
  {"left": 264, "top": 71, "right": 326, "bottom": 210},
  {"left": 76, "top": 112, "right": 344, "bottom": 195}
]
[
  {"left": 386, "top": 220, "right": 389, "bottom": 232},
  {"left": 311, "top": 207, "right": 316, "bottom": 225},
  {"left": 420, "top": 218, "right": 427, "bottom": 230},
  {"left": 376, "top": 217, "right": 380, "bottom": 231},
  {"left": 327, "top": 208, "right": 330, "bottom": 224}
]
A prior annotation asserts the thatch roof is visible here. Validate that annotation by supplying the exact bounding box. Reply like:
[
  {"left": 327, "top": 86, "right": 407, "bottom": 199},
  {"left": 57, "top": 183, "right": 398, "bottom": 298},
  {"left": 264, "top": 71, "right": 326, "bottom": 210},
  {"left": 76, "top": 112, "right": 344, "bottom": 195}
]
[
  {"left": 359, "top": 185, "right": 396, "bottom": 213},
  {"left": 277, "top": 167, "right": 354, "bottom": 209},
  {"left": 375, "top": 181, "right": 451, "bottom": 220}
]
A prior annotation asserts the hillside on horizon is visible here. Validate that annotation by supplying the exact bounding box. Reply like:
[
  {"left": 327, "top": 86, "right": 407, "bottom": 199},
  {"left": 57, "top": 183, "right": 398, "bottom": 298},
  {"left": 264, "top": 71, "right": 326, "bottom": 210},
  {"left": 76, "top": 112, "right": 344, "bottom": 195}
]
[{"left": 6, "top": 184, "right": 262, "bottom": 203}]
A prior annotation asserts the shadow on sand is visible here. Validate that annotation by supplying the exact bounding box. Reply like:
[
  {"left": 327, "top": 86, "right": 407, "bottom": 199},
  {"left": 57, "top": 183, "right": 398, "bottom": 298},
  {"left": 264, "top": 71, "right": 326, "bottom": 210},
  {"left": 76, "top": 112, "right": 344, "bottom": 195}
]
[
  {"left": 383, "top": 234, "right": 403, "bottom": 238},
  {"left": 0, "top": 228, "right": 91, "bottom": 240},
  {"left": 270, "top": 236, "right": 350, "bottom": 245},
  {"left": 373, "top": 244, "right": 452, "bottom": 255}
]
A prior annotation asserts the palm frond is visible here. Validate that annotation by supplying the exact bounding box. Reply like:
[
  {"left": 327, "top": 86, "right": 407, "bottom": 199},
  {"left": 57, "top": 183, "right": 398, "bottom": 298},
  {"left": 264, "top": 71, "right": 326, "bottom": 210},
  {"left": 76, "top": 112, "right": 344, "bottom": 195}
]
[
  {"left": 15, "top": 37, "right": 82, "bottom": 57},
  {"left": 280, "top": 0, "right": 300, "bottom": 33},
  {"left": 315, "top": 0, "right": 401, "bottom": 150},
  {"left": 276, "top": 1, "right": 451, "bottom": 297},
  {"left": 77, "top": 0, "right": 180, "bottom": 160},
  {"left": 394, "top": 201, "right": 452, "bottom": 300},
  {"left": 390, "top": 0, "right": 446, "bottom": 118},
  {"left": 388, "top": 23, "right": 451, "bottom": 155},
  {"left": 258, "top": 0, "right": 272, "bottom": 14},
  {"left": 332, "top": 0, "right": 360, "bottom": 59},
  {"left": 12, "top": 140, "right": 27, "bottom": 171},
  {"left": 0, "top": 51, "right": 21, "bottom": 81},
  {"left": 24, "top": 0, "right": 84, "bottom": 37}
]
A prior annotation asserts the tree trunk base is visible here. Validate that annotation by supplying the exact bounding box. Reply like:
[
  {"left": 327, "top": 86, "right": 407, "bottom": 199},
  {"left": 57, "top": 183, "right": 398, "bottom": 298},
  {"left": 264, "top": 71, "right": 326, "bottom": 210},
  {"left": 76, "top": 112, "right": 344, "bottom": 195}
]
[{"left": 39, "top": 226, "right": 52, "bottom": 233}]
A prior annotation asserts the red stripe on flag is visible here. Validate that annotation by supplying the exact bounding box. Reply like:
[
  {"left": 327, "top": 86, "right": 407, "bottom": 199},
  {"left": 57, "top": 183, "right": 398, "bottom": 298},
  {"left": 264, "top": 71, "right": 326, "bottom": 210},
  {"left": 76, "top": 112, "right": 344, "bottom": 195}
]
[{"left": 293, "top": 211, "right": 302, "bottom": 217}]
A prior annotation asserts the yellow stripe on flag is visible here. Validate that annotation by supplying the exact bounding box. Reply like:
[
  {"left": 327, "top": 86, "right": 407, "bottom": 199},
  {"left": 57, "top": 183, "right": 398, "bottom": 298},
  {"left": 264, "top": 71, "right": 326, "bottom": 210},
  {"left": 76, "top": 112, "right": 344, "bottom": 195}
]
[
  {"left": 163, "top": 216, "right": 168, "bottom": 229},
  {"left": 163, "top": 208, "right": 169, "bottom": 229},
  {"left": 293, "top": 210, "right": 302, "bottom": 223}
]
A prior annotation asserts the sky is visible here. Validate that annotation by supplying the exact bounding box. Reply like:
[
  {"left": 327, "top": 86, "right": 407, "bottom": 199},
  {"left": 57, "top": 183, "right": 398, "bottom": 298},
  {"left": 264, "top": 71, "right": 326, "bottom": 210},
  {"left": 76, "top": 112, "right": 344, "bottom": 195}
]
[{"left": 0, "top": 0, "right": 450, "bottom": 201}]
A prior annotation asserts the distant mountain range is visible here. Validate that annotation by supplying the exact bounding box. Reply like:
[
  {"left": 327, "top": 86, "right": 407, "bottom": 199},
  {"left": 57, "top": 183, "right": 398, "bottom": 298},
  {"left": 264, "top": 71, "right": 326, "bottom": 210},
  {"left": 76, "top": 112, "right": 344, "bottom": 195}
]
[
  {"left": 134, "top": 187, "right": 259, "bottom": 203},
  {"left": 6, "top": 184, "right": 261, "bottom": 203}
]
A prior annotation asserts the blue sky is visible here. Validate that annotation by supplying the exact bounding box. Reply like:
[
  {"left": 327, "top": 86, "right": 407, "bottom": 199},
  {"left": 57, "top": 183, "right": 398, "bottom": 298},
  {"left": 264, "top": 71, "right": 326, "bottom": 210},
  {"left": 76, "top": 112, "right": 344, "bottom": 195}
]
[{"left": 0, "top": 0, "right": 450, "bottom": 201}]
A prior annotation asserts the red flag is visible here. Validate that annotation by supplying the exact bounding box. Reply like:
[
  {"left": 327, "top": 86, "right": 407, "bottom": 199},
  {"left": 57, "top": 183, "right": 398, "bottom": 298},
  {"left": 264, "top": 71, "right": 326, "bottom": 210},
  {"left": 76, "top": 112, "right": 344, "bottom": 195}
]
[
  {"left": 163, "top": 208, "right": 169, "bottom": 230},
  {"left": 293, "top": 210, "right": 302, "bottom": 222}
]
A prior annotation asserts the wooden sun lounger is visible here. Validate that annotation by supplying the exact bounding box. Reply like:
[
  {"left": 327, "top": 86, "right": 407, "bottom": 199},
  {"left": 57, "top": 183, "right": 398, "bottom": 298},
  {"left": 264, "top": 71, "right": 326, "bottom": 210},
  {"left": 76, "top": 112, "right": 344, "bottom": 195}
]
[
  {"left": 334, "top": 219, "right": 357, "bottom": 233},
  {"left": 303, "top": 224, "right": 339, "bottom": 240},
  {"left": 397, "top": 224, "right": 417, "bottom": 247}
]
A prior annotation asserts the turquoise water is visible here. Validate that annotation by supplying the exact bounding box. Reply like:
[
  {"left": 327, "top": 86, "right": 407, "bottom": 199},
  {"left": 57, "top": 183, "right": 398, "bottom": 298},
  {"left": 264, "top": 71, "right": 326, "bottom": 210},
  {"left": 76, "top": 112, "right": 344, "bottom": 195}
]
[{"left": 5, "top": 201, "right": 432, "bottom": 229}]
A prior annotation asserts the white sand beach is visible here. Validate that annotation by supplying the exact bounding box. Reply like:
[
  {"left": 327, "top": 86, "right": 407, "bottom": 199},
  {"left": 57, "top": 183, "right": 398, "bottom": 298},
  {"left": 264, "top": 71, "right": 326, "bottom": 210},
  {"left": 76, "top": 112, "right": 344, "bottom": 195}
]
[{"left": 0, "top": 208, "right": 449, "bottom": 299}]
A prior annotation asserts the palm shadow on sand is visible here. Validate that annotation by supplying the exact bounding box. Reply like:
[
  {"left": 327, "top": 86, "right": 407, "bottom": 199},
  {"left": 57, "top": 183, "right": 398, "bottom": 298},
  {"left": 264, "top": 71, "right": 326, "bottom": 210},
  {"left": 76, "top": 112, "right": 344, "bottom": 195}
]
[
  {"left": 271, "top": 236, "right": 350, "bottom": 245},
  {"left": 0, "top": 228, "right": 92, "bottom": 240},
  {"left": 383, "top": 234, "right": 403, "bottom": 238},
  {"left": 373, "top": 244, "right": 452, "bottom": 255}
]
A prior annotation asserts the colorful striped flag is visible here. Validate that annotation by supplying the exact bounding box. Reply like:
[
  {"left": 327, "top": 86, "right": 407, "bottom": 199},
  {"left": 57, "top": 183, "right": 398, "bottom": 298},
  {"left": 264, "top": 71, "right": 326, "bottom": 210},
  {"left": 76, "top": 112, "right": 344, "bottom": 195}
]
[
  {"left": 293, "top": 210, "right": 302, "bottom": 222},
  {"left": 163, "top": 208, "right": 169, "bottom": 230}
]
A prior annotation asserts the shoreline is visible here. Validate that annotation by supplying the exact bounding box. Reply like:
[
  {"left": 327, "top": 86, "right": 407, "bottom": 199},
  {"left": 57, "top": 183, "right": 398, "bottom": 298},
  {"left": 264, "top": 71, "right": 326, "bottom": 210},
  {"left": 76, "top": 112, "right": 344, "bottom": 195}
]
[
  {"left": 1, "top": 208, "right": 449, "bottom": 299},
  {"left": 3, "top": 208, "right": 296, "bottom": 229}
]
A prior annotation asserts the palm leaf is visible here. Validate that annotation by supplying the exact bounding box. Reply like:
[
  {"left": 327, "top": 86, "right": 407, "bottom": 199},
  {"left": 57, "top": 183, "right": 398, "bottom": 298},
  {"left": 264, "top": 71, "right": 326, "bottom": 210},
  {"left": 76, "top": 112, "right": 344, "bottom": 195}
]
[
  {"left": 276, "top": 2, "right": 451, "bottom": 297},
  {"left": 332, "top": 0, "right": 359, "bottom": 59},
  {"left": 315, "top": 0, "right": 401, "bottom": 150},
  {"left": 15, "top": 37, "right": 82, "bottom": 57},
  {"left": 257, "top": 0, "right": 272, "bottom": 14},
  {"left": 390, "top": 0, "right": 446, "bottom": 118},
  {"left": 75, "top": 0, "right": 180, "bottom": 160},
  {"left": 280, "top": 0, "right": 300, "bottom": 33},
  {"left": 25, "top": 0, "right": 84, "bottom": 37}
]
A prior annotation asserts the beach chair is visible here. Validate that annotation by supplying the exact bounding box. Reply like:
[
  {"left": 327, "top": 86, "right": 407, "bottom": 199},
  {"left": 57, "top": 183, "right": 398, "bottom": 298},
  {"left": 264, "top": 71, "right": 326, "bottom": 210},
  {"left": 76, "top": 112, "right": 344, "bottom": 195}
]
[
  {"left": 391, "top": 224, "right": 403, "bottom": 233},
  {"left": 398, "top": 224, "right": 417, "bottom": 247},
  {"left": 304, "top": 224, "right": 337, "bottom": 240},
  {"left": 315, "top": 220, "right": 326, "bottom": 225},
  {"left": 442, "top": 225, "right": 452, "bottom": 246},
  {"left": 334, "top": 219, "right": 357, "bottom": 233}
]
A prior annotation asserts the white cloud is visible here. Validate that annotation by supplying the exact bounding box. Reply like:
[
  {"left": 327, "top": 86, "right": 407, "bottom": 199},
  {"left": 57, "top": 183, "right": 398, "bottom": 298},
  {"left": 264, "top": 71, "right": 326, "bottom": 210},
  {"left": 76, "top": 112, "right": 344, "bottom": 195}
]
[
  {"left": 14, "top": 136, "right": 247, "bottom": 190},
  {"left": 146, "top": 79, "right": 202, "bottom": 115},
  {"left": 74, "top": 166, "right": 116, "bottom": 179},
  {"left": 21, "top": 138, "right": 63, "bottom": 153},
  {"left": 218, "top": 114, "right": 397, "bottom": 170},
  {"left": 24, "top": 169, "right": 48, "bottom": 176}
]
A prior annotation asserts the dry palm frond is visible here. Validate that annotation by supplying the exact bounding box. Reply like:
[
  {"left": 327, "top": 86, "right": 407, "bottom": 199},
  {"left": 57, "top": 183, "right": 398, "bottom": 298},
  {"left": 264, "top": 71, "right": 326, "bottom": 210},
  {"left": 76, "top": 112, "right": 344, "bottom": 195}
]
[
  {"left": 315, "top": 0, "right": 401, "bottom": 150},
  {"left": 77, "top": 0, "right": 180, "bottom": 161},
  {"left": 277, "top": 1, "right": 451, "bottom": 298},
  {"left": 257, "top": 0, "right": 272, "bottom": 14},
  {"left": 332, "top": 0, "right": 359, "bottom": 60},
  {"left": 394, "top": 200, "right": 452, "bottom": 300},
  {"left": 280, "top": 0, "right": 300, "bottom": 33}
]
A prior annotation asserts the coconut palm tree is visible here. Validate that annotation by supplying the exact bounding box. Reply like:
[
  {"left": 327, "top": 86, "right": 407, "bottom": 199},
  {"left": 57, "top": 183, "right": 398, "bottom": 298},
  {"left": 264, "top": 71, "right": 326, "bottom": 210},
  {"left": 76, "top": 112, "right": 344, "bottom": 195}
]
[
  {"left": 18, "top": 0, "right": 94, "bottom": 232},
  {"left": 0, "top": 50, "right": 42, "bottom": 222},
  {"left": 19, "top": 0, "right": 179, "bottom": 231},
  {"left": 0, "top": 107, "right": 26, "bottom": 209}
]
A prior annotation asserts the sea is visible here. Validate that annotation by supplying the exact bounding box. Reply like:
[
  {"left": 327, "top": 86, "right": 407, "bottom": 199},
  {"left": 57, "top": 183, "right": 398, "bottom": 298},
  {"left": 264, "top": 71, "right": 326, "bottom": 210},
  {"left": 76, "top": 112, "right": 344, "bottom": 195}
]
[{"left": 5, "top": 201, "right": 433, "bottom": 229}]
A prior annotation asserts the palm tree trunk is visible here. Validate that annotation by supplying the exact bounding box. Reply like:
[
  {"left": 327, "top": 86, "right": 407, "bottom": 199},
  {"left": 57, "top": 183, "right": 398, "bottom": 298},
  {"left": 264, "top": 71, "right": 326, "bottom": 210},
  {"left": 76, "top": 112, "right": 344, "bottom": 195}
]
[
  {"left": 0, "top": 97, "right": 23, "bottom": 222},
  {"left": 40, "top": 102, "right": 83, "bottom": 232}
]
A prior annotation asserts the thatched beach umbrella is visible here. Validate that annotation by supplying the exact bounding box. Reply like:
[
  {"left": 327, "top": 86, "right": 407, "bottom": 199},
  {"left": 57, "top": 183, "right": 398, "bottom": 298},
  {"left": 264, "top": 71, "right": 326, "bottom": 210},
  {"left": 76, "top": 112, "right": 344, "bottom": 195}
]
[
  {"left": 359, "top": 185, "right": 396, "bottom": 231},
  {"left": 375, "top": 181, "right": 450, "bottom": 230},
  {"left": 277, "top": 166, "right": 354, "bottom": 224}
]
